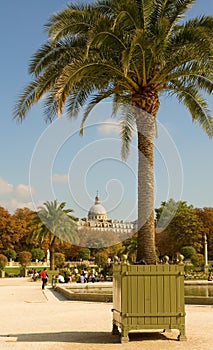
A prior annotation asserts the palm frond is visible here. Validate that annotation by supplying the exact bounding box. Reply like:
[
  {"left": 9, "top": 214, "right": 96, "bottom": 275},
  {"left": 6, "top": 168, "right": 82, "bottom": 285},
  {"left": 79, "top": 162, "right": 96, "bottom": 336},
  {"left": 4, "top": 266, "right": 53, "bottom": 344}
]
[
  {"left": 14, "top": 81, "right": 39, "bottom": 121},
  {"left": 120, "top": 106, "right": 136, "bottom": 160},
  {"left": 80, "top": 90, "right": 114, "bottom": 135},
  {"left": 171, "top": 83, "right": 213, "bottom": 137}
]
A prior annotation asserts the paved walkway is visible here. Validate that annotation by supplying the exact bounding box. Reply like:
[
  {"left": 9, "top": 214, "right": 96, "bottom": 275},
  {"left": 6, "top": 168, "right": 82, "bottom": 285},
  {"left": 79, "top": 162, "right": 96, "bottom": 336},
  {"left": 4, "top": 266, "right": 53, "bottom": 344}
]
[{"left": 0, "top": 278, "right": 212, "bottom": 350}]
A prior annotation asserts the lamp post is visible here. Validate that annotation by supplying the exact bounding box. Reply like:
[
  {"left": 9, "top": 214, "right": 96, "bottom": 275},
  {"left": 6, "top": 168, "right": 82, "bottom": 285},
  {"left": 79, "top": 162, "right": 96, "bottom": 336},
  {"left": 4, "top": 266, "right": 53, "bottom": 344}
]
[{"left": 204, "top": 233, "right": 208, "bottom": 273}]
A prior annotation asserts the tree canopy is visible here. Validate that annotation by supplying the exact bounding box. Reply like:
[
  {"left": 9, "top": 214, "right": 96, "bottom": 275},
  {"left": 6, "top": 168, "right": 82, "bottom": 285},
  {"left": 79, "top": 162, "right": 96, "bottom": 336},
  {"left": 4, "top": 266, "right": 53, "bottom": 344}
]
[{"left": 14, "top": 0, "right": 213, "bottom": 264}]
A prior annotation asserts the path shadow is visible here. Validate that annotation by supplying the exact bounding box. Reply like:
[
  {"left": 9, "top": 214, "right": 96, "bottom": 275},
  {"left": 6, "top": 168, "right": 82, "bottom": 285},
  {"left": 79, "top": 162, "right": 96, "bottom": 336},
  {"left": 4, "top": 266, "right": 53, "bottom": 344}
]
[
  {"left": 1, "top": 331, "right": 119, "bottom": 343},
  {"left": 0, "top": 330, "right": 176, "bottom": 343}
]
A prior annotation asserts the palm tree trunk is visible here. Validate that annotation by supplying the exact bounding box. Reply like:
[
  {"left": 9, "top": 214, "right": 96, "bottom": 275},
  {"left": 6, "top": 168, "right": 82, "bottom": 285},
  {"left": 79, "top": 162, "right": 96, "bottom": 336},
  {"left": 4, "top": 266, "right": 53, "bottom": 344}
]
[
  {"left": 132, "top": 90, "right": 159, "bottom": 264},
  {"left": 50, "top": 243, "right": 55, "bottom": 271}
]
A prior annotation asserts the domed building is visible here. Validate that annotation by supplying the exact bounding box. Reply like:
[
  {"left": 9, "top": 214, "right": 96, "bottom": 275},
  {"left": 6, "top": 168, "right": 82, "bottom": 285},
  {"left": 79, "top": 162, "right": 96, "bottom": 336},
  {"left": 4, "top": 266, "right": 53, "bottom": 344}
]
[
  {"left": 88, "top": 193, "right": 107, "bottom": 221},
  {"left": 78, "top": 192, "right": 135, "bottom": 235}
]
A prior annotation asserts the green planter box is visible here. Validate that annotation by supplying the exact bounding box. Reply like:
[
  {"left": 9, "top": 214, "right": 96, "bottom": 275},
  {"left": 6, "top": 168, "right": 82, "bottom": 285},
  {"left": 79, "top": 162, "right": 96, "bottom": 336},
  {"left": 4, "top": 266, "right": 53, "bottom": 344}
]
[{"left": 112, "top": 262, "right": 186, "bottom": 343}]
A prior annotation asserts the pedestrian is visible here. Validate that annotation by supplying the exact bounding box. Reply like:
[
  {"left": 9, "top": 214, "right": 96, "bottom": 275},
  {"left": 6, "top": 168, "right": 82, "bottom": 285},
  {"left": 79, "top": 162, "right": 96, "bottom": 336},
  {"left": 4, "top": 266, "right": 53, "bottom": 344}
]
[{"left": 40, "top": 267, "right": 48, "bottom": 290}]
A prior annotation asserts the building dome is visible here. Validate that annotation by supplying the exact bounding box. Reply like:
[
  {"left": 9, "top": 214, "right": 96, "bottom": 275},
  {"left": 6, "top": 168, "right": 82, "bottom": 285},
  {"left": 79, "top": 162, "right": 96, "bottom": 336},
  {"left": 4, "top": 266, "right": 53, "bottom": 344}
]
[{"left": 88, "top": 193, "right": 107, "bottom": 221}]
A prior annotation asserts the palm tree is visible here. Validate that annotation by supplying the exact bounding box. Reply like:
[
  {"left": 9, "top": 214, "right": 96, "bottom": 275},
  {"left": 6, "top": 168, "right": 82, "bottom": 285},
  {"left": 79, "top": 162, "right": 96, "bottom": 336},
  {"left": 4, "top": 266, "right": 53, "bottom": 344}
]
[
  {"left": 28, "top": 200, "right": 78, "bottom": 270},
  {"left": 14, "top": 1, "right": 213, "bottom": 264}
]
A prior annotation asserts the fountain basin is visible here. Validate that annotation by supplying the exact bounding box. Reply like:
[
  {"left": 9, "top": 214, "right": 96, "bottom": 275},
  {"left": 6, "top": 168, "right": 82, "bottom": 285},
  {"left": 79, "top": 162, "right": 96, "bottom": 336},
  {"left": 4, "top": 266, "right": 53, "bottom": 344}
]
[{"left": 54, "top": 281, "right": 213, "bottom": 304}]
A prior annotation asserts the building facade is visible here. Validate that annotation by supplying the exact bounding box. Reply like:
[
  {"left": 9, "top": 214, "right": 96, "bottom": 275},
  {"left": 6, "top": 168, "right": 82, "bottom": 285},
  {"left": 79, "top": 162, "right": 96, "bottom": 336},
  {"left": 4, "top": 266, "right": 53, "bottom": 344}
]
[{"left": 78, "top": 193, "right": 136, "bottom": 235}]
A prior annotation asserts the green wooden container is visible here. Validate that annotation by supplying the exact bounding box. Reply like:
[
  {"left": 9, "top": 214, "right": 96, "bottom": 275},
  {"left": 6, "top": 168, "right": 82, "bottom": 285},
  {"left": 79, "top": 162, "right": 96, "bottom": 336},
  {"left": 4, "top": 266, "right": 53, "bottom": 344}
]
[{"left": 112, "top": 261, "right": 186, "bottom": 343}]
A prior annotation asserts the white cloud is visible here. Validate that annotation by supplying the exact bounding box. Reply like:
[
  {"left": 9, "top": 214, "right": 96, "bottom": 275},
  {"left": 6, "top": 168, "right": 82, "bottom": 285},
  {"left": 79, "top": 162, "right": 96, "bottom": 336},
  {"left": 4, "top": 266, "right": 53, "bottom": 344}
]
[
  {"left": 0, "top": 177, "right": 13, "bottom": 194},
  {"left": 0, "top": 198, "right": 36, "bottom": 213},
  {"left": 15, "top": 184, "right": 34, "bottom": 199},
  {"left": 0, "top": 177, "right": 37, "bottom": 212},
  {"left": 52, "top": 173, "right": 68, "bottom": 183},
  {"left": 97, "top": 119, "right": 120, "bottom": 135}
]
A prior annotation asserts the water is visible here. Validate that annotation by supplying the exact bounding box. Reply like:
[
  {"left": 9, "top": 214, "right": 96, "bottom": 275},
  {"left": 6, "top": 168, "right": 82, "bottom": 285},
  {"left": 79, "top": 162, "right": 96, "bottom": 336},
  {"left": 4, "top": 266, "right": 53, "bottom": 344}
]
[{"left": 185, "top": 285, "right": 213, "bottom": 297}]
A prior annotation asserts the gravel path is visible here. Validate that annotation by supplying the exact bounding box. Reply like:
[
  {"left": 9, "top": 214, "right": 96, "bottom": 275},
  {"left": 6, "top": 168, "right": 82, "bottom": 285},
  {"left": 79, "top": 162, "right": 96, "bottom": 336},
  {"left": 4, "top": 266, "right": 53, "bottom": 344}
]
[{"left": 0, "top": 278, "right": 212, "bottom": 350}]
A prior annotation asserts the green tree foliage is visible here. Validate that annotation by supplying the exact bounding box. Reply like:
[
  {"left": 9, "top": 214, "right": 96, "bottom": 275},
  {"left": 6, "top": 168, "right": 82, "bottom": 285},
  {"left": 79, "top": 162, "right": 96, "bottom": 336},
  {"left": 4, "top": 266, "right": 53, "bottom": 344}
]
[
  {"left": 180, "top": 246, "right": 196, "bottom": 259},
  {"left": 4, "top": 249, "right": 17, "bottom": 261},
  {"left": 155, "top": 199, "right": 193, "bottom": 231},
  {"left": 156, "top": 200, "right": 204, "bottom": 256},
  {"left": 14, "top": 1, "right": 213, "bottom": 264},
  {"left": 0, "top": 254, "right": 8, "bottom": 271},
  {"left": 78, "top": 247, "right": 91, "bottom": 261},
  {"left": 28, "top": 200, "right": 78, "bottom": 270},
  {"left": 31, "top": 248, "right": 45, "bottom": 261},
  {"left": 120, "top": 235, "right": 137, "bottom": 263}
]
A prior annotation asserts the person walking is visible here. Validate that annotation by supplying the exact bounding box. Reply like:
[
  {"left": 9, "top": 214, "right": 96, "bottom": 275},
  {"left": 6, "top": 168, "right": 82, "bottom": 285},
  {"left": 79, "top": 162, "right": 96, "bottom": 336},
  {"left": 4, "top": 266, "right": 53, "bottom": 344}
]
[{"left": 40, "top": 268, "right": 48, "bottom": 290}]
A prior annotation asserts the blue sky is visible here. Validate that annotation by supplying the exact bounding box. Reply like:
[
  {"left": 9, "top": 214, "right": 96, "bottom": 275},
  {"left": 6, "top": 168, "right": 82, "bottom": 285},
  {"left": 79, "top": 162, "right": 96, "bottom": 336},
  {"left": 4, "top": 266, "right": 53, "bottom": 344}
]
[{"left": 0, "top": 0, "right": 212, "bottom": 222}]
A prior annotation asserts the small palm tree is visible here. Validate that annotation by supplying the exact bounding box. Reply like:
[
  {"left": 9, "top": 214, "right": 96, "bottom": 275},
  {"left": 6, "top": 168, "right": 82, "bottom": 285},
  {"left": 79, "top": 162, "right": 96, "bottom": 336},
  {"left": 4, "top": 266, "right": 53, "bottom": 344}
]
[
  {"left": 28, "top": 200, "right": 78, "bottom": 270},
  {"left": 14, "top": 1, "right": 213, "bottom": 264}
]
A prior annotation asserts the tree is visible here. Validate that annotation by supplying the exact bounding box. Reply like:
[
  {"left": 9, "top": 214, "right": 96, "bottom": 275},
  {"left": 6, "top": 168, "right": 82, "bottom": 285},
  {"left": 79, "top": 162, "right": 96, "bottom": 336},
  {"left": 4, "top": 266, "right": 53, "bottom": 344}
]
[
  {"left": 155, "top": 199, "right": 193, "bottom": 231},
  {"left": 28, "top": 200, "right": 79, "bottom": 270},
  {"left": 196, "top": 208, "right": 213, "bottom": 260},
  {"left": 180, "top": 246, "right": 196, "bottom": 260},
  {"left": 11, "top": 208, "right": 35, "bottom": 254},
  {"left": 120, "top": 235, "right": 138, "bottom": 263},
  {"left": 18, "top": 251, "right": 32, "bottom": 268},
  {"left": 14, "top": 1, "right": 213, "bottom": 264},
  {"left": 78, "top": 247, "right": 91, "bottom": 260},
  {"left": 54, "top": 252, "right": 65, "bottom": 268},
  {"left": 167, "top": 208, "right": 204, "bottom": 253},
  {"left": 156, "top": 200, "right": 204, "bottom": 255},
  {"left": 0, "top": 207, "right": 16, "bottom": 252},
  {"left": 0, "top": 254, "right": 8, "bottom": 271},
  {"left": 4, "top": 249, "right": 17, "bottom": 261},
  {"left": 31, "top": 248, "right": 45, "bottom": 262}
]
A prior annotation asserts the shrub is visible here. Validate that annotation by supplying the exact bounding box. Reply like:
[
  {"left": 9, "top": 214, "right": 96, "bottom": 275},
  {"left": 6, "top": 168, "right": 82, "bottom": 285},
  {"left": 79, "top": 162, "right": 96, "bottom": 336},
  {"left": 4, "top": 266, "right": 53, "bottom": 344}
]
[
  {"left": 0, "top": 254, "right": 8, "bottom": 270},
  {"left": 191, "top": 253, "right": 204, "bottom": 267},
  {"left": 78, "top": 248, "right": 91, "bottom": 260},
  {"left": 4, "top": 249, "right": 17, "bottom": 261},
  {"left": 54, "top": 253, "right": 65, "bottom": 268},
  {"left": 94, "top": 252, "right": 108, "bottom": 266},
  {"left": 180, "top": 246, "right": 196, "bottom": 259},
  {"left": 18, "top": 251, "right": 32, "bottom": 267},
  {"left": 31, "top": 248, "right": 45, "bottom": 261}
]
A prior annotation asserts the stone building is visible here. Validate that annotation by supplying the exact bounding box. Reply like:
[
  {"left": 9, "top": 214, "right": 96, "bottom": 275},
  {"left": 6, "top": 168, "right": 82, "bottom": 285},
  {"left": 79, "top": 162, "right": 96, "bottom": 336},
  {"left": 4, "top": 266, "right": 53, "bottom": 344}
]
[{"left": 78, "top": 193, "right": 135, "bottom": 235}]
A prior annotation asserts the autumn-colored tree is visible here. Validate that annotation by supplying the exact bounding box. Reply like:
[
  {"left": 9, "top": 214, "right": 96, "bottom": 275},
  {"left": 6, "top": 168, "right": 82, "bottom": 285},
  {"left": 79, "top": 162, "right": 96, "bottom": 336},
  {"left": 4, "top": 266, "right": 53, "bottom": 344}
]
[
  {"left": 0, "top": 254, "right": 8, "bottom": 271},
  {"left": 11, "top": 208, "right": 35, "bottom": 254},
  {"left": 18, "top": 251, "right": 32, "bottom": 268},
  {"left": 54, "top": 252, "right": 65, "bottom": 268},
  {"left": 0, "top": 207, "right": 14, "bottom": 252}
]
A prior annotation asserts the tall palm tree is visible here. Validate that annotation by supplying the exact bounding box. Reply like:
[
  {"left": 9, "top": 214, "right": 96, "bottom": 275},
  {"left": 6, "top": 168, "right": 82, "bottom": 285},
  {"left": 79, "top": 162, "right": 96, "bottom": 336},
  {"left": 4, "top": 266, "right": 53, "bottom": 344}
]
[
  {"left": 28, "top": 200, "right": 78, "bottom": 270},
  {"left": 14, "top": 0, "right": 213, "bottom": 264}
]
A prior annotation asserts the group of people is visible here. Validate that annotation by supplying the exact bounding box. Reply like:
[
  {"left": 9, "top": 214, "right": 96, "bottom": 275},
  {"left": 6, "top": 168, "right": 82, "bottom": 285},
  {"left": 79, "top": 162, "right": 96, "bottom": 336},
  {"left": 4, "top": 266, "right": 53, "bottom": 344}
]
[
  {"left": 56, "top": 273, "right": 71, "bottom": 284},
  {"left": 29, "top": 266, "right": 102, "bottom": 289},
  {"left": 76, "top": 268, "right": 98, "bottom": 283}
]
